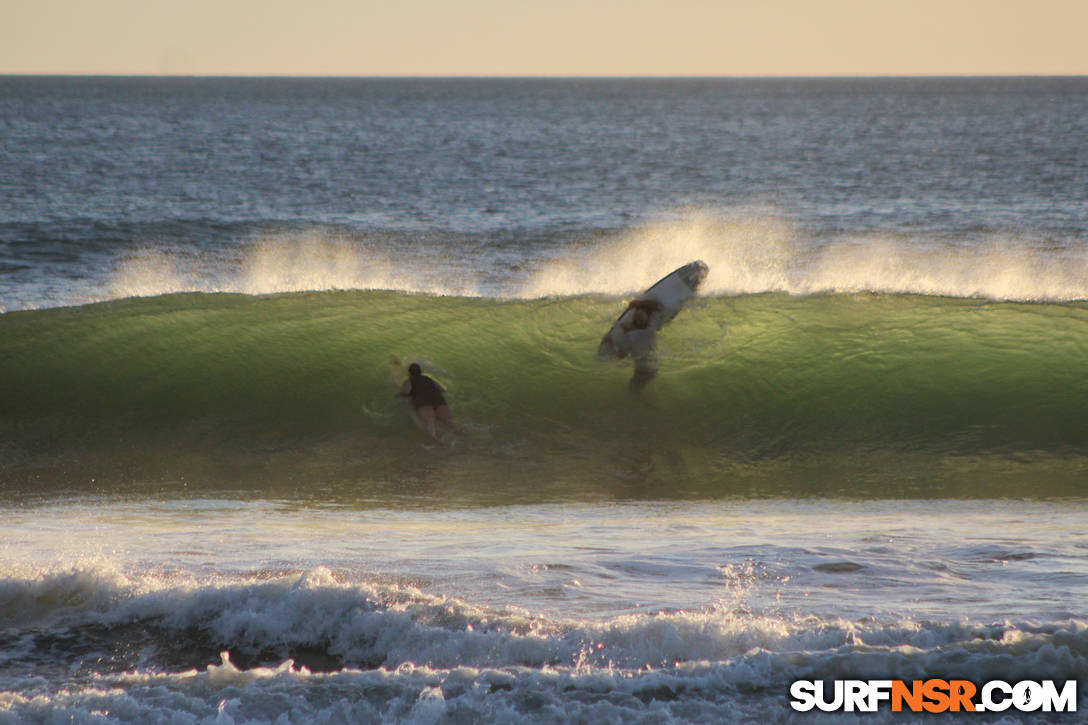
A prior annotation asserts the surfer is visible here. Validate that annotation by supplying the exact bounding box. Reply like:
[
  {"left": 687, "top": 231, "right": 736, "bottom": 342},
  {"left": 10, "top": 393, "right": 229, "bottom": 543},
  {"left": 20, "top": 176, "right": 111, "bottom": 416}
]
[
  {"left": 597, "top": 261, "right": 708, "bottom": 390},
  {"left": 397, "top": 363, "right": 461, "bottom": 441},
  {"left": 621, "top": 298, "right": 663, "bottom": 388}
]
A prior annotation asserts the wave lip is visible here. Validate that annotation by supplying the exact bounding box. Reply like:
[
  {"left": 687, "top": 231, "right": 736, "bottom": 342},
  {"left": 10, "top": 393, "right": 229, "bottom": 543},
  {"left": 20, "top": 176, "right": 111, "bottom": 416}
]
[
  {"left": 7, "top": 213, "right": 1088, "bottom": 313},
  {"left": 125, "top": 223, "right": 1088, "bottom": 304}
]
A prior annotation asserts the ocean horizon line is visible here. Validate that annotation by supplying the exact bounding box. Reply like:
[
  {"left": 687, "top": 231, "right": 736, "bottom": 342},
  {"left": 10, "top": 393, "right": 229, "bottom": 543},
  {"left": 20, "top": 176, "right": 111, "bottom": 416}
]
[{"left": 4, "top": 72, "right": 1088, "bottom": 81}]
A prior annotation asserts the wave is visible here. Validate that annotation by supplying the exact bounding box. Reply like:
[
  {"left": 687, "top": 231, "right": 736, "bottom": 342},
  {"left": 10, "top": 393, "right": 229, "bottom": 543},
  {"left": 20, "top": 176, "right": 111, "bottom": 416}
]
[
  {"left": 3, "top": 288, "right": 1088, "bottom": 498},
  {"left": 2, "top": 566, "right": 1086, "bottom": 722}
]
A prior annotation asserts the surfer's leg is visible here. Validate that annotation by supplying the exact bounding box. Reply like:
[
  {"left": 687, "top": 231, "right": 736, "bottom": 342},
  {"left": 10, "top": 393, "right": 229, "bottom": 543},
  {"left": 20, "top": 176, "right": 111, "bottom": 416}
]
[
  {"left": 629, "top": 369, "right": 657, "bottom": 390},
  {"left": 435, "top": 405, "right": 463, "bottom": 435},
  {"left": 630, "top": 351, "right": 657, "bottom": 390},
  {"left": 417, "top": 406, "right": 439, "bottom": 440}
]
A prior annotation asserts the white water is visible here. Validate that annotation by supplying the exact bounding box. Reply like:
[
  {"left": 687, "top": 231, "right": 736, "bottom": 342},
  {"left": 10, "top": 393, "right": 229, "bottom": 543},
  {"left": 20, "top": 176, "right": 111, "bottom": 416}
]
[{"left": 3, "top": 499, "right": 1086, "bottom": 722}]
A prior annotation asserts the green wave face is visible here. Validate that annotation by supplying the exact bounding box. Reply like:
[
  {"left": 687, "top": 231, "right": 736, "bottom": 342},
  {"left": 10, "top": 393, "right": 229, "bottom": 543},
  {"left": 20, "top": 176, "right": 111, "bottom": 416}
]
[{"left": 3, "top": 291, "right": 1088, "bottom": 501}]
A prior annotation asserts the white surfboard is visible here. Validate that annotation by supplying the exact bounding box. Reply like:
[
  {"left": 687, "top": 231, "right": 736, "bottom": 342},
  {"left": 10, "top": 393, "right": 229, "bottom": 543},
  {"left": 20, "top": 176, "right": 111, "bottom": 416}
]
[{"left": 597, "top": 260, "right": 709, "bottom": 361}]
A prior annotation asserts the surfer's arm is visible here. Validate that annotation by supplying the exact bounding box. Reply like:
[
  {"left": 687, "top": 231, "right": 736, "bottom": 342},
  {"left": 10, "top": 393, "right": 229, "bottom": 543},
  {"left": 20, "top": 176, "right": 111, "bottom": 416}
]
[{"left": 396, "top": 379, "right": 412, "bottom": 397}]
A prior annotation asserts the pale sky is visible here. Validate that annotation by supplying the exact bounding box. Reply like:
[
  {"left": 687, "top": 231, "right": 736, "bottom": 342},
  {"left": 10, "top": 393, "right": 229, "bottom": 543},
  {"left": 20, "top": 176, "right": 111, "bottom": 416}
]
[{"left": 3, "top": 0, "right": 1087, "bottom": 77}]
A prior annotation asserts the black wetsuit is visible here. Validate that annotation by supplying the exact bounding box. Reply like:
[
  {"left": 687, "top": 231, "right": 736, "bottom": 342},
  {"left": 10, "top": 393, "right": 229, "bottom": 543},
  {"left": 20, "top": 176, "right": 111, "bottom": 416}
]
[{"left": 407, "top": 374, "right": 446, "bottom": 410}]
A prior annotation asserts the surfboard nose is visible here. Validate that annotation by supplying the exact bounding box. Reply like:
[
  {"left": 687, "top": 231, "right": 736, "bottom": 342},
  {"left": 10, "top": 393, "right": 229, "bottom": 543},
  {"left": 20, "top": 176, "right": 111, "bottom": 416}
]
[{"left": 687, "top": 260, "right": 709, "bottom": 288}]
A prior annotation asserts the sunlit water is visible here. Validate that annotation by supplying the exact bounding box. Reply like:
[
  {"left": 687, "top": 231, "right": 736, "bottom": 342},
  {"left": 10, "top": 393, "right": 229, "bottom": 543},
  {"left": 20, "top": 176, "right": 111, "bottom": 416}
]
[{"left": 3, "top": 77, "right": 1088, "bottom": 722}]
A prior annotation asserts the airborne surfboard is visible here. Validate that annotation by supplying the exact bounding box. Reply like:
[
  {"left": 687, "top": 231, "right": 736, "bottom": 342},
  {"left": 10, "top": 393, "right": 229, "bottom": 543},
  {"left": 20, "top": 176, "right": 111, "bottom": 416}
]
[{"left": 597, "top": 260, "right": 709, "bottom": 360}]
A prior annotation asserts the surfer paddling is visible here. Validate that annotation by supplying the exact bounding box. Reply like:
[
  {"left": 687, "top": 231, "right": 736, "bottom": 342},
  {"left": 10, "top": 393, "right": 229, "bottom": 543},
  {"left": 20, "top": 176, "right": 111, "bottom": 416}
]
[{"left": 397, "top": 363, "right": 462, "bottom": 441}]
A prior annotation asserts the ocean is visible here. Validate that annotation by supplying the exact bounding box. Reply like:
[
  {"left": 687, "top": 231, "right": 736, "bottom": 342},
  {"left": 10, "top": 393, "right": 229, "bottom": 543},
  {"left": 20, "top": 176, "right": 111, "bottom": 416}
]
[{"left": 1, "top": 76, "right": 1087, "bottom": 722}]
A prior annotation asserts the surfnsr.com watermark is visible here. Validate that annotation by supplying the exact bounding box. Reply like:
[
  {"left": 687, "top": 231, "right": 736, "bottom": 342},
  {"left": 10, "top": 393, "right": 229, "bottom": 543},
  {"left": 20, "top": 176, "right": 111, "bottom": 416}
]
[{"left": 790, "top": 679, "right": 1077, "bottom": 713}]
